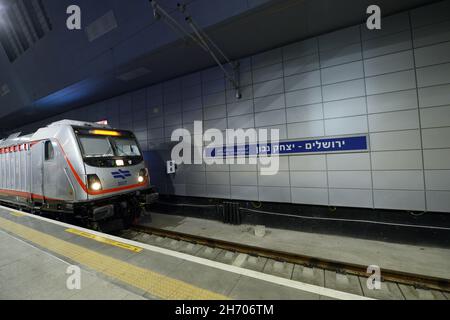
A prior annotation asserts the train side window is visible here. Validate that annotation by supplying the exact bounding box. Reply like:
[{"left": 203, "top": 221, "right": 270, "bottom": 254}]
[{"left": 45, "top": 141, "right": 54, "bottom": 161}]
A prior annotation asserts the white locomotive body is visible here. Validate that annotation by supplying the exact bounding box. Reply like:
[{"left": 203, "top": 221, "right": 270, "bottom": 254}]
[{"left": 0, "top": 120, "right": 157, "bottom": 229}]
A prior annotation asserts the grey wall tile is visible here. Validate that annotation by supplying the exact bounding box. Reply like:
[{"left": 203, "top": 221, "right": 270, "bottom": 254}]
[
  {"left": 289, "top": 154, "right": 327, "bottom": 171},
  {"left": 416, "top": 63, "right": 450, "bottom": 87},
  {"left": 426, "top": 191, "right": 450, "bottom": 212},
  {"left": 425, "top": 170, "right": 450, "bottom": 190},
  {"left": 413, "top": 20, "right": 450, "bottom": 47},
  {"left": 185, "top": 184, "right": 207, "bottom": 197},
  {"left": 374, "top": 190, "right": 425, "bottom": 210},
  {"left": 252, "top": 48, "right": 282, "bottom": 69},
  {"left": 364, "top": 50, "right": 414, "bottom": 77},
  {"left": 182, "top": 84, "right": 202, "bottom": 100},
  {"left": 227, "top": 113, "right": 255, "bottom": 129},
  {"left": 231, "top": 186, "right": 258, "bottom": 201},
  {"left": 164, "top": 112, "right": 182, "bottom": 126},
  {"left": 183, "top": 109, "right": 203, "bottom": 124},
  {"left": 369, "top": 109, "right": 420, "bottom": 132},
  {"left": 371, "top": 150, "right": 423, "bottom": 170},
  {"left": 327, "top": 153, "right": 371, "bottom": 171},
  {"left": 202, "top": 78, "right": 225, "bottom": 95},
  {"left": 258, "top": 186, "right": 291, "bottom": 203},
  {"left": 148, "top": 116, "right": 164, "bottom": 129},
  {"left": 285, "top": 70, "right": 321, "bottom": 92},
  {"left": 415, "top": 41, "right": 450, "bottom": 67},
  {"left": 322, "top": 79, "right": 365, "bottom": 102},
  {"left": 184, "top": 171, "right": 206, "bottom": 185},
  {"left": 203, "top": 92, "right": 226, "bottom": 107},
  {"left": 420, "top": 105, "right": 450, "bottom": 128},
  {"left": 253, "top": 79, "right": 284, "bottom": 98},
  {"left": 286, "top": 104, "right": 323, "bottom": 123},
  {"left": 253, "top": 63, "right": 283, "bottom": 83},
  {"left": 291, "top": 187, "right": 328, "bottom": 205},
  {"left": 329, "top": 189, "right": 373, "bottom": 208},
  {"left": 148, "top": 127, "right": 164, "bottom": 140},
  {"left": 254, "top": 94, "right": 285, "bottom": 112},
  {"left": 373, "top": 171, "right": 424, "bottom": 190},
  {"left": 362, "top": 31, "right": 412, "bottom": 59},
  {"left": 290, "top": 171, "right": 327, "bottom": 188},
  {"left": 320, "top": 43, "right": 362, "bottom": 68},
  {"left": 366, "top": 70, "right": 416, "bottom": 95},
  {"left": 418, "top": 83, "right": 450, "bottom": 107},
  {"left": 422, "top": 127, "right": 450, "bottom": 148},
  {"left": 321, "top": 61, "right": 364, "bottom": 85},
  {"left": 258, "top": 172, "right": 290, "bottom": 187},
  {"left": 255, "top": 109, "right": 287, "bottom": 127},
  {"left": 206, "top": 172, "right": 230, "bottom": 185},
  {"left": 324, "top": 97, "right": 366, "bottom": 119},
  {"left": 325, "top": 115, "right": 368, "bottom": 135},
  {"left": 424, "top": 149, "right": 450, "bottom": 169},
  {"left": 284, "top": 54, "right": 320, "bottom": 76},
  {"left": 204, "top": 105, "right": 227, "bottom": 120},
  {"left": 285, "top": 86, "right": 322, "bottom": 107},
  {"left": 370, "top": 130, "right": 422, "bottom": 151},
  {"left": 207, "top": 185, "right": 231, "bottom": 199},
  {"left": 367, "top": 89, "right": 418, "bottom": 114},
  {"left": 328, "top": 171, "right": 372, "bottom": 189},
  {"left": 182, "top": 97, "right": 203, "bottom": 111},
  {"left": 287, "top": 120, "right": 324, "bottom": 139},
  {"left": 230, "top": 172, "right": 258, "bottom": 186},
  {"left": 227, "top": 100, "right": 254, "bottom": 116},
  {"left": 204, "top": 118, "right": 227, "bottom": 131}
]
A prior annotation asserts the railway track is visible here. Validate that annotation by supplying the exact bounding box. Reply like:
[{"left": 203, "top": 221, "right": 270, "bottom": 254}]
[{"left": 120, "top": 224, "right": 450, "bottom": 300}]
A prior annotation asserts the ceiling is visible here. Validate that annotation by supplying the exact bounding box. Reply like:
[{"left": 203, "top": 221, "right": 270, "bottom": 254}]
[{"left": 0, "top": 0, "right": 440, "bottom": 134}]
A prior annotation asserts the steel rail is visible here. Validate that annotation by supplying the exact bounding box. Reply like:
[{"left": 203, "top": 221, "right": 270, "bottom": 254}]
[{"left": 131, "top": 224, "right": 450, "bottom": 293}]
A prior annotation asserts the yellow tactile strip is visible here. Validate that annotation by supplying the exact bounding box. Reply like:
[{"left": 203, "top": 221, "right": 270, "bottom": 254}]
[
  {"left": 66, "top": 228, "right": 143, "bottom": 253},
  {"left": 0, "top": 216, "right": 227, "bottom": 300}
]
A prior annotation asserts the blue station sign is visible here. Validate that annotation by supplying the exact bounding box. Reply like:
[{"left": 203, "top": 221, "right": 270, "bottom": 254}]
[{"left": 205, "top": 135, "right": 368, "bottom": 158}]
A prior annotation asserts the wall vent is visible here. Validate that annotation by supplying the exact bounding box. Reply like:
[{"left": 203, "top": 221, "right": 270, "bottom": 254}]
[
  {"left": 0, "top": 0, "right": 52, "bottom": 63},
  {"left": 86, "top": 10, "right": 118, "bottom": 42}
]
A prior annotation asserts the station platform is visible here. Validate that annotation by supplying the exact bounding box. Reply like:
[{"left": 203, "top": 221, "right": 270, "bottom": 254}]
[
  {"left": 0, "top": 205, "right": 369, "bottom": 300},
  {"left": 142, "top": 213, "right": 450, "bottom": 281}
]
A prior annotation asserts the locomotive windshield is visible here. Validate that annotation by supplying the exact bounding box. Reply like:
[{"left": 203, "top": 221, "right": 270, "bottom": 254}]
[
  {"left": 74, "top": 127, "right": 143, "bottom": 167},
  {"left": 79, "top": 136, "right": 141, "bottom": 158}
]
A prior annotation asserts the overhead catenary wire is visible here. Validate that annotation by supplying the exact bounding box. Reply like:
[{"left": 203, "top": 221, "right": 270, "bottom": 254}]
[{"left": 149, "top": 0, "right": 241, "bottom": 98}]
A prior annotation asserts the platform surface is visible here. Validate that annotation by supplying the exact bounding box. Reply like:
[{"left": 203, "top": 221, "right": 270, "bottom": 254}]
[
  {"left": 0, "top": 206, "right": 368, "bottom": 300},
  {"left": 142, "top": 213, "right": 450, "bottom": 280}
]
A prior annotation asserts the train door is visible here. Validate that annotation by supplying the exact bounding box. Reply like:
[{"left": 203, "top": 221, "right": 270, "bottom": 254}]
[
  {"left": 42, "top": 140, "right": 58, "bottom": 202},
  {"left": 30, "top": 141, "right": 44, "bottom": 206}
]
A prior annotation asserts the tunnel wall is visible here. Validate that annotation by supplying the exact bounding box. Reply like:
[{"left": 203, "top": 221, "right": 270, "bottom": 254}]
[{"left": 18, "top": 0, "right": 450, "bottom": 213}]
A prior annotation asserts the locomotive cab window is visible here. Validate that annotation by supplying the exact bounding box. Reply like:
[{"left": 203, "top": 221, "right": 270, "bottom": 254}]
[
  {"left": 74, "top": 127, "right": 144, "bottom": 167},
  {"left": 44, "top": 141, "right": 54, "bottom": 161}
]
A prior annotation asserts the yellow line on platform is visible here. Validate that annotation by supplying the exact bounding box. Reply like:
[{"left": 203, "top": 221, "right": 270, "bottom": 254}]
[
  {"left": 9, "top": 212, "right": 24, "bottom": 217},
  {"left": 0, "top": 216, "right": 227, "bottom": 300},
  {"left": 66, "top": 228, "right": 143, "bottom": 253}
]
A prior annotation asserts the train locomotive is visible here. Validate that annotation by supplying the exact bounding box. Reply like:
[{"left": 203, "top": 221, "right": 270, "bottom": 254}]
[{"left": 0, "top": 120, "right": 158, "bottom": 230}]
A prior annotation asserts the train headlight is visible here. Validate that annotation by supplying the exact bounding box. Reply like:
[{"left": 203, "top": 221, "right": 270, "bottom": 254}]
[
  {"left": 87, "top": 174, "right": 102, "bottom": 191},
  {"left": 138, "top": 168, "right": 148, "bottom": 183}
]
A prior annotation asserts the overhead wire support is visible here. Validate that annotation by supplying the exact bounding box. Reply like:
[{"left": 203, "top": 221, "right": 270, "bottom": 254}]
[{"left": 149, "top": 0, "right": 241, "bottom": 99}]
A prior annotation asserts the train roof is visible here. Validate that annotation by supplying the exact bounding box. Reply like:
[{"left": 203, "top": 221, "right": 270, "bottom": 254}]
[{"left": 0, "top": 120, "right": 111, "bottom": 148}]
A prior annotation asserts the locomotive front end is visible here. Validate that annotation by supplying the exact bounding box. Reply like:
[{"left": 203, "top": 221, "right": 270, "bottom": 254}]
[{"left": 73, "top": 126, "right": 158, "bottom": 230}]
